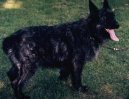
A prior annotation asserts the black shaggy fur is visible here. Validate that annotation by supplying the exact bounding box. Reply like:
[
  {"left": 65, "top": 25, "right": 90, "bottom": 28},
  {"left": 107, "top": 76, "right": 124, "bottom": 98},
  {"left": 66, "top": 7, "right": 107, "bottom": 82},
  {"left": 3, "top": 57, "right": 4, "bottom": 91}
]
[{"left": 2, "top": 0, "right": 119, "bottom": 99}]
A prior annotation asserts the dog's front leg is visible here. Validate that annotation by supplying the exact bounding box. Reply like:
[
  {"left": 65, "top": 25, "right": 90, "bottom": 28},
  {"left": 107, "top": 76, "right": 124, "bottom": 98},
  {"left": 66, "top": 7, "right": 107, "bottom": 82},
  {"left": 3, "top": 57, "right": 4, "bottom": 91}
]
[{"left": 71, "top": 58, "right": 89, "bottom": 92}]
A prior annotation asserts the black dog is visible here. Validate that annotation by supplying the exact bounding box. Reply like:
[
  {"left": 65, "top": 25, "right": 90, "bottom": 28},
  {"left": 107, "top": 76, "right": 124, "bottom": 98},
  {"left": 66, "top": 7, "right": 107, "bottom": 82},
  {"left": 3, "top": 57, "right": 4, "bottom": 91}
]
[{"left": 2, "top": 0, "right": 119, "bottom": 99}]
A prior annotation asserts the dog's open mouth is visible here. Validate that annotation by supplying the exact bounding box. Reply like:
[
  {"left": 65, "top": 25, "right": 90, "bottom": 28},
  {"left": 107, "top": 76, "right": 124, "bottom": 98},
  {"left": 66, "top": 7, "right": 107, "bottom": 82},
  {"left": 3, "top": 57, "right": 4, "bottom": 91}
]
[{"left": 106, "top": 29, "right": 119, "bottom": 41}]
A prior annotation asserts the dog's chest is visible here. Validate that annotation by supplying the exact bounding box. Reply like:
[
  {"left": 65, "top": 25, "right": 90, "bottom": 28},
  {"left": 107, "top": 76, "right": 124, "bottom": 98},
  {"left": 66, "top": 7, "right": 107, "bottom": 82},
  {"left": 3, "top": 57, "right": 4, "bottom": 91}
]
[{"left": 84, "top": 43, "right": 99, "bottom": 61}]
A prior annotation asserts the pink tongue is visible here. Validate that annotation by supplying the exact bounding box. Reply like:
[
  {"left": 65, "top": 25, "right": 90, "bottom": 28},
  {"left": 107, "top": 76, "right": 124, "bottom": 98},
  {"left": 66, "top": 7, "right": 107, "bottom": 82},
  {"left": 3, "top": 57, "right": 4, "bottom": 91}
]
[{"left": 106, "top": 29, "right": 119, "bottom": 41}]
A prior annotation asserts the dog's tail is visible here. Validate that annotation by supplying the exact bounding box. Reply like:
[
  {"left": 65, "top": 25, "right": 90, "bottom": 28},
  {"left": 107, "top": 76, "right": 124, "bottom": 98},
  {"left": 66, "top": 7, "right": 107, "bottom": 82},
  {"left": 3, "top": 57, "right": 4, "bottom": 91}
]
[{"left": 2, "top": 36, "right": 15, "bottom": 54}]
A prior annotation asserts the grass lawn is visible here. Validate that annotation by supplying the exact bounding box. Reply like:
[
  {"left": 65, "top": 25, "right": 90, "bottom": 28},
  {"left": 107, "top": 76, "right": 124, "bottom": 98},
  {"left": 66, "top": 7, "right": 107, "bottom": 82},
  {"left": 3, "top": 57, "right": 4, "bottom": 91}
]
[{"left": 0, "top": 0, "right": 129, "bottom": 99}]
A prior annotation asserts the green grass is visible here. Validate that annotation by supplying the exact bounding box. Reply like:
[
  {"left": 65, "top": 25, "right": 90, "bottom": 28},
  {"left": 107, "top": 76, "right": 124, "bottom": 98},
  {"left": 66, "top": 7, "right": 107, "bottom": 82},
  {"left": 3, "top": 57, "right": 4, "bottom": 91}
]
[{"left": 0, "top": 0, "right": 129, "bottom": 99}]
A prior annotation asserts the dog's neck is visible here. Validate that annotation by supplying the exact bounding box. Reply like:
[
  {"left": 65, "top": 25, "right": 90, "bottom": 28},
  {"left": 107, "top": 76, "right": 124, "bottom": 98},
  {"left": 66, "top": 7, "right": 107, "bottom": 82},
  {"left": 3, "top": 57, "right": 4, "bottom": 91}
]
[{"left": 87, "top": 16, "right": 104, "bottom": 45}]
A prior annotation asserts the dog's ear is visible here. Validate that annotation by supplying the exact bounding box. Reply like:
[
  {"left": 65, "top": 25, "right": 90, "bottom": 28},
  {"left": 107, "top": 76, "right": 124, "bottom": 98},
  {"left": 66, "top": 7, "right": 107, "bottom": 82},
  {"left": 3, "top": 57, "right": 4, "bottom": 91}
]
[
  {"left": 103, "top": 0, "right": 110, "bottom": 9},
  {"left": 89, "top": 0, "right": 98, "bottom": 14}
]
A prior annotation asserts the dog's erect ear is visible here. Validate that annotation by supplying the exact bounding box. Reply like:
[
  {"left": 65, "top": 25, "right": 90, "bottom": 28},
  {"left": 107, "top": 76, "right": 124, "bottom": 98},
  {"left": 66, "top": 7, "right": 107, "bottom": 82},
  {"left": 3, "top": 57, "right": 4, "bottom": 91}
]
[
  {"left": 89, "top": 0, "right": 98, "bottom": 14},
  {"left": 103, "top": 0, "right": 110, "bottom": 9}
]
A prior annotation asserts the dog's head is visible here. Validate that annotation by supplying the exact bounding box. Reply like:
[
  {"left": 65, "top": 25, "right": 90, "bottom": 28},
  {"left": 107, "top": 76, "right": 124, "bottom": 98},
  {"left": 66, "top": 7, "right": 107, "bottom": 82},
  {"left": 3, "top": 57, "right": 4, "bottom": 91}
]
[{"left": 89, "top": 0, "right": 120, "bottom": 42}]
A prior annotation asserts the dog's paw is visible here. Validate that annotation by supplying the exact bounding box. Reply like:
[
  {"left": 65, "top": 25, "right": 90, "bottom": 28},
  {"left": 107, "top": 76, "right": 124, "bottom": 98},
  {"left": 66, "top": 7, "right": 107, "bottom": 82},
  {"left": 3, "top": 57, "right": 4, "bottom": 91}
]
[
  {"left": 78, "top": 85, "right": 98, "bottom": 95},
  {"left": 79, "top": 85, "right": 89, "bottom": 92},
  {"left": 71, "top": 85, "right": 97, "bottom": 98},
  {"left": 72, "top": 85, "right": 88, "bottom": 92}
]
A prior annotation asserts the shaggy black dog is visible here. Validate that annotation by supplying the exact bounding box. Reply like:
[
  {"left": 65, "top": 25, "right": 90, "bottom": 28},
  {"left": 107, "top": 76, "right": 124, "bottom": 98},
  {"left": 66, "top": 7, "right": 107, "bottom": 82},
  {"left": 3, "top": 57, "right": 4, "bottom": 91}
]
[{"left": 2, "top": 0, "right": 119, "bottom": 99}]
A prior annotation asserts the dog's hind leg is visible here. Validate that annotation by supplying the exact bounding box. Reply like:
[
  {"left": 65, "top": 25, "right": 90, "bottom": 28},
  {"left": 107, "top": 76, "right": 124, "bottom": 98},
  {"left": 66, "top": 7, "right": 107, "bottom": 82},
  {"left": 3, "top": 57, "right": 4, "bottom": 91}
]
[
  {"left": 7, "top": 65, "right": 19, "bottom": 83},
  {"left": 8, "top": 63, "right": 37, "bottom": 99},
  {"left": 7, "top": 65, "right": 25, "bottom": 99},
  {"left": 17, "top": 64, "right": 37, "bottom": 99},
  {"left": 7, "top": 50, "right": 37, "bottom": 99}
]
